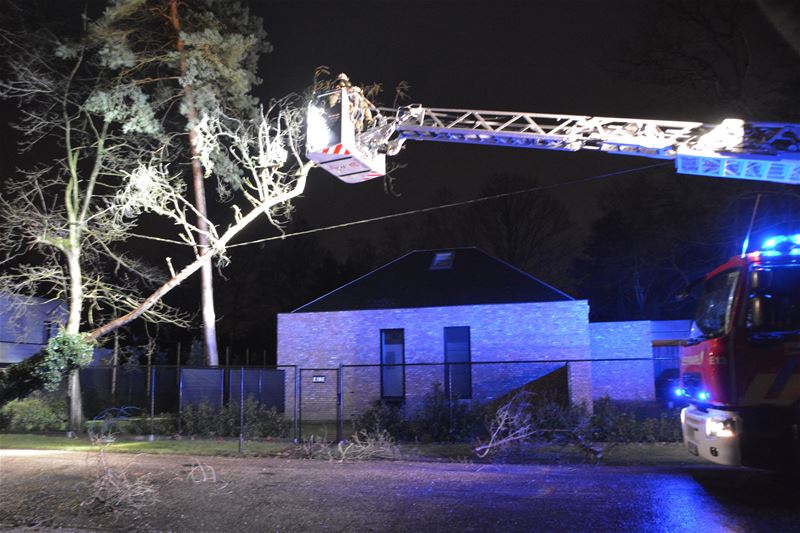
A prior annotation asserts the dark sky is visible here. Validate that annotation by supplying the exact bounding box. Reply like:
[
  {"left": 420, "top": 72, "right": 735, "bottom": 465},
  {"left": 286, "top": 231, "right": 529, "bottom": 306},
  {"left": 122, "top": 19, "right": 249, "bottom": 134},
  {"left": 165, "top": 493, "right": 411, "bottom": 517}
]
[
  {"left": 2, "top": 0, "right": 798, "bottom": 253},
  {"left": 230, "top": 0, "right": 800, "bottom": 256},
  {"left": 1, "top": 0, "right": 799, "bottom": 351}
]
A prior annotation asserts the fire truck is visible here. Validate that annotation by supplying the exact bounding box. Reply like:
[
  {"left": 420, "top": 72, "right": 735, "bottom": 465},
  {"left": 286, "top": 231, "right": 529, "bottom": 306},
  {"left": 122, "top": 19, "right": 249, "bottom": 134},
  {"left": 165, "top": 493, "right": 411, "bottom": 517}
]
[
  {"left": 677, "top": 237, "right": 800, "bottom": 468},
  {"left": 306, "top": 79, "right": 800, "bottom": 467}
]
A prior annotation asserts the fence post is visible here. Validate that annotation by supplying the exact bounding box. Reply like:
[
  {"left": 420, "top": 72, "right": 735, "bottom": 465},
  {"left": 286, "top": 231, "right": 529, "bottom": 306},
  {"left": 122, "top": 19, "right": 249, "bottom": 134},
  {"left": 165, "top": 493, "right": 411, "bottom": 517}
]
[
  {"left": 148, "top": 366, "right": 156, "bottom": 442},
  {"left": 337, "top": 366, "right": 344, "bottom": 443},
  {"left": 239, "top": 367, "right": 245, "bottom": 454},
  {"left": 219, "top": 367, "right": 225, "bottom": 410},
  {"left": 447, "top": 361, "right": 454, "bottom": 435},
  {"left": 294, "top": 368, "right": 301, "bottom": 443},
  {"left": 176, "top": 341, "right": 181, "bottom": 386},
  {"left": 111, "top": 331, "right": 119, "bottom": 401},
  {"left": 177, "top": 367, "right": 183, "bottom": 435}
]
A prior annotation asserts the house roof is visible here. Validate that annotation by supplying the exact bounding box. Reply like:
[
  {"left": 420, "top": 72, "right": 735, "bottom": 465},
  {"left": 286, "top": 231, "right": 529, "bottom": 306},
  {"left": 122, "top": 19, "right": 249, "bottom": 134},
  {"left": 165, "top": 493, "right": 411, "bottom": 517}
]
[{"left": 293, "top": 247, "right": 574, "bottom": 313}]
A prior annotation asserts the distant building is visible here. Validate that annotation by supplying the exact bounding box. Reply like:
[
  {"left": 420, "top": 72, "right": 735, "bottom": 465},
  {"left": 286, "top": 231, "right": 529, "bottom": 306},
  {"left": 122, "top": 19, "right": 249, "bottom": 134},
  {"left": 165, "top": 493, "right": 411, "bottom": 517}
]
[
  {"left": 0, "top": 293, "right": 66, "bottom": 367},
  {"left": 277, "top": 248, "right": 689, "bottom": 422},
  {"left": 279, "top": 248, "right": 588, "bottom": 422}
]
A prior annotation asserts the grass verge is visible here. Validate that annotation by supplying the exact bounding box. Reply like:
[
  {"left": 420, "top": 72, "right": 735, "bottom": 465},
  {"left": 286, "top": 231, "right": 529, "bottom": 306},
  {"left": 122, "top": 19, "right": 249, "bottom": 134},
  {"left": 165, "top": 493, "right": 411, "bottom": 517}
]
[
  {"left": 1, "top": 433, "right": 705, "bottom": 466},
  {"left": 0, "top": 433, "right": 291, "bottom": 457}
]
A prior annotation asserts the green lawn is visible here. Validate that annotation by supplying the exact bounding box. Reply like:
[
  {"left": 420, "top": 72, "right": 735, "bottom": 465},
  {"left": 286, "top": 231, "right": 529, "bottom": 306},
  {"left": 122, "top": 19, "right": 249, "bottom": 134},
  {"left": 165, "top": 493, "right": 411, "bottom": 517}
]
[
  {"left": 0, "top": 433, "right": 292, "bottom": 457},
  {"left": 1, "top": 433, "right": 704, "bottom": 466}
]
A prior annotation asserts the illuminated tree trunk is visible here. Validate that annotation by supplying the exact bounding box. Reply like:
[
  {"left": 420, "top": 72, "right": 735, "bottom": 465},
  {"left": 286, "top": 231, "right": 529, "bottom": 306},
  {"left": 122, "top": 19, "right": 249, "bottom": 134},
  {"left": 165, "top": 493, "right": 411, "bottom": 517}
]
[
  {"left": 169, "top": 0, "right": 219, "bottom": 366},
  {"left": 65, "top": 234, "right": 84, "bottom": 435}
]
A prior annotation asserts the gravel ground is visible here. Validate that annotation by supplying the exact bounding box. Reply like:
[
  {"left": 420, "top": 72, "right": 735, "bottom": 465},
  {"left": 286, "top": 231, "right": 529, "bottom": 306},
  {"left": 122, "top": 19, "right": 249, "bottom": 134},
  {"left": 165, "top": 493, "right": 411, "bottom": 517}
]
[{"left": 2, "top": 449, "right": 798, "bottom": 532}]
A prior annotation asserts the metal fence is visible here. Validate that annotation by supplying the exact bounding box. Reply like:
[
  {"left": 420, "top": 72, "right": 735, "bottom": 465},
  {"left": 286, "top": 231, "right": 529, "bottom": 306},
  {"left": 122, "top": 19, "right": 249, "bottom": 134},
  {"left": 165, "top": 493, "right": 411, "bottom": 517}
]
[
  {"left": 71, "top": 356, "right": 679, "bottom": 443},
  {"left": 295, "top": 357, "right": 678, "bottom": 441},
  {"left": 79, "top": 365, "right": 297, "bottom": 440}
]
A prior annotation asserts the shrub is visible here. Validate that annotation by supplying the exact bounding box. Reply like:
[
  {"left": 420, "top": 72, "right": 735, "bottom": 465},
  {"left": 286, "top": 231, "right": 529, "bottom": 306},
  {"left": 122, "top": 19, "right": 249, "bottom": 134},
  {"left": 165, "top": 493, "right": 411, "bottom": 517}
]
[
  {"left": 0, "top": 390, "right": 67, "bottom": 432},
  {"left": 591, "top": 396, "right": 682, "bottom": 443},
  {"left": 241, "top": 400, "right": 292, "bottom": 438},
  {"left": 181, "top": 401, "right": 226, "bottom": 437},
  {"left": 180, "top": 397, "right": 290, "bottom": 438},
  {"left": 0, "top": 351, "right": 46, "bottom": 404},
  {"left": 409, "top": 383, "right": 487, "bottom": 442},
  {"left": 353, "top": 383, "right": 487, "bottom": 443},
  {"left": 352, "top": 400, "right": 412, "bottom": 440}
]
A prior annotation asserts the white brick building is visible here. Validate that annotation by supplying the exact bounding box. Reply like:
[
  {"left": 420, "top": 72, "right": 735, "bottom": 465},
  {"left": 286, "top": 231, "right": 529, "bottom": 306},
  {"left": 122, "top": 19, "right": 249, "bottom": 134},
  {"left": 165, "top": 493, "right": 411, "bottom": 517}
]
[{"left": 278, "top": 248, "right": 598, "bottom": 421}]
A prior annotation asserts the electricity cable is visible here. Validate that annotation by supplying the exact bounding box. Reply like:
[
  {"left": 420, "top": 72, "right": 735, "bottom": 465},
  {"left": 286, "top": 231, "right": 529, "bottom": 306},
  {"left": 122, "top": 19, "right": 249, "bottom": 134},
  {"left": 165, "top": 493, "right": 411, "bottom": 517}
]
[
  {"left": 226, "top": 161, "right": 670, "bottom": 248},
  {"left": 128, "top": 161, "right": 671, "bottom": 249}
]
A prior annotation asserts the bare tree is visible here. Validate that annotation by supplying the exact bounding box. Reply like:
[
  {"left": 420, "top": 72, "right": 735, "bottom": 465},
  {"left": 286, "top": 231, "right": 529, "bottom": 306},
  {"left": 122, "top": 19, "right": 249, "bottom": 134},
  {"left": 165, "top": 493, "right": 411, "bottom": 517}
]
[
  {"left": 0, "top": 8, "right": 311, "bottom": 425},
  {"left": 0, "top": 14, "right": 188, "bottom": 430},
  {"left": 626, "top": 0, "right": 800, "bottom": 119},
  {"left": 88, "top": 100, "right": 313, "bottom": 340}
]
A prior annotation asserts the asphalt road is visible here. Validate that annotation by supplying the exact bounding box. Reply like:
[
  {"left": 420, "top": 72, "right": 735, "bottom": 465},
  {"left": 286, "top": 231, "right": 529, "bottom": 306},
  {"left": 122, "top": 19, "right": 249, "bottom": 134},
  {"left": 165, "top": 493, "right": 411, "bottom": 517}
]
[{"left": 1, "top": 450, "right": 799, "bottom": 532}]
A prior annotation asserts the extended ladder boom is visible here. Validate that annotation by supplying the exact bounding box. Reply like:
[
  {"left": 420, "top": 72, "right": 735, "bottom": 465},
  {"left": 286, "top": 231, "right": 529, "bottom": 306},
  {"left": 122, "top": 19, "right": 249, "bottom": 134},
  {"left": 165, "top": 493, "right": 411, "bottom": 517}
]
[
  {"left": 305, "top": 87, "right": 800, "bottom": 184},
  {"left": 387, "top": 106, "right": 800, "bottom": 184}
]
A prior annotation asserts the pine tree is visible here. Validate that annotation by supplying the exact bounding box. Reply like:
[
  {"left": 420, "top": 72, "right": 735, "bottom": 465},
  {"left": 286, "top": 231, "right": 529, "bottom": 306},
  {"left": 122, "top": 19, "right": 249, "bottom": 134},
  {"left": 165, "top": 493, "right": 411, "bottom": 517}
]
[{"left": 93, "top": 0, "right": 272, "bottom": 365}]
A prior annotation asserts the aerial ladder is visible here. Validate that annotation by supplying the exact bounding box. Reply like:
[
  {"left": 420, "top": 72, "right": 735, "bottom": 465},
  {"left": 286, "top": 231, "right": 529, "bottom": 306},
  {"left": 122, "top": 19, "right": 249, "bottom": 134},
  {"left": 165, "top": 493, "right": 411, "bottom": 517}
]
[
  {"left": 306, "top": 80, "right": 800, "bottom": 469},
  {"left": 305, "top": 85, "right": 800, "bottom": 185}
]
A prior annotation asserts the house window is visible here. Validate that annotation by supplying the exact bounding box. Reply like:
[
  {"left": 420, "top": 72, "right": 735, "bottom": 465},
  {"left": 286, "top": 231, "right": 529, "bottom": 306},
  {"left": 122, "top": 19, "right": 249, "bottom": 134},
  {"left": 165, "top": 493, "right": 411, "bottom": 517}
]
[
  {"left": 381, "top": 329, "right": 404, "bottom": 399},
  {"left": 444, "top": 326, "right": 471, "bottom": 399},
  {"left": 429, "top": 251, "right": 454, "bottom": 270}
]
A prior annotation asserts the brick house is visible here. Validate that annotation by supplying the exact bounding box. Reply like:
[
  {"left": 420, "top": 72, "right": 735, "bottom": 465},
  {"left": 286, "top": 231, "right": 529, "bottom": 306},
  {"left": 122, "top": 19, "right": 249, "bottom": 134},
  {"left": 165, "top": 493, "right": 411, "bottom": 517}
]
[
  {"left": 0, "top": 293, "right": 65, "bottom": 367},
  {"left": 278, "top": 248, "right": 595, "bottom": 421}
]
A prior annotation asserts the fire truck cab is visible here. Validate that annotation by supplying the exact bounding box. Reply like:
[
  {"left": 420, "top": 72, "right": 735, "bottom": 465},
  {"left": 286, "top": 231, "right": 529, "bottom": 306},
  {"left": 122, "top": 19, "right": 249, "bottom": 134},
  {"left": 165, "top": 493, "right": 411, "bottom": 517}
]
[{"left": 678, "top": 234, "right": 800, "bottom": 469}]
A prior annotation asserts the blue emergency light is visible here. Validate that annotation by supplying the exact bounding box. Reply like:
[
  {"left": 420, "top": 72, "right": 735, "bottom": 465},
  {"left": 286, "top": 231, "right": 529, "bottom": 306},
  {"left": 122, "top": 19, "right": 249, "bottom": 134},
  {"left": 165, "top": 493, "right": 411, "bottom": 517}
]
[{"left": 758, "top": 234, "right": 800, "bottom": 257}]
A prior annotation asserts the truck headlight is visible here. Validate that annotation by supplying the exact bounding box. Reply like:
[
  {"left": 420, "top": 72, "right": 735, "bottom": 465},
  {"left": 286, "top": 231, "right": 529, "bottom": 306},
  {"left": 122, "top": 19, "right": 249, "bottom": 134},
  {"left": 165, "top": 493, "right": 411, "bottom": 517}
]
[{"left": 706, "top": 416, "right": 736, "bottom": 438}]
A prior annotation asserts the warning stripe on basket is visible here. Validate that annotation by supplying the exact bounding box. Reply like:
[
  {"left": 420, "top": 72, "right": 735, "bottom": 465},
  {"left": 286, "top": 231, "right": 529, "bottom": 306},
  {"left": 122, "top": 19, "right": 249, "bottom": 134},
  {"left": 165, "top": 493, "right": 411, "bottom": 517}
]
[{"left": 322, "top": 144, "right": 351, "bottom": 156}]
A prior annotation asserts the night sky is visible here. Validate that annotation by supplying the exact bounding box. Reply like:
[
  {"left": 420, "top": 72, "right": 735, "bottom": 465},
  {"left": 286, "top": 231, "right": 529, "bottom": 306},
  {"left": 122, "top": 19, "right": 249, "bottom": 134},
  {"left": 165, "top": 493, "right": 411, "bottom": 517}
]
[
  {"left": 2, "top": 0, "right": 800, "bottom": 357},
  {"left": 234, "top": 0, "right": 800, "bottom": 253}
]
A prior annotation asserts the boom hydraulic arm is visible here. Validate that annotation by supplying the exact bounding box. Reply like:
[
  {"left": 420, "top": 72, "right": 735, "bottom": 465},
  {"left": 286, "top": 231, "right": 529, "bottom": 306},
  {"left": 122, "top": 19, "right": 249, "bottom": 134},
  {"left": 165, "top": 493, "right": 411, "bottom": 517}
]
[{"left": 305, "top": 87, "right": 800, "bottom": 184}]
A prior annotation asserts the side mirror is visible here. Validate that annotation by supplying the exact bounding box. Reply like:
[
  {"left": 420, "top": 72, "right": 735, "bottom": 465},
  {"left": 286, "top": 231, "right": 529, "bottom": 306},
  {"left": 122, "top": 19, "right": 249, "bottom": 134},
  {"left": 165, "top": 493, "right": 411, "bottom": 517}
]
[
  {"left": 676, "top": 277, "right": 703, "bottom": 302},
  {"left": 748, "top": 293, "right": 773, "bottom": 329}
]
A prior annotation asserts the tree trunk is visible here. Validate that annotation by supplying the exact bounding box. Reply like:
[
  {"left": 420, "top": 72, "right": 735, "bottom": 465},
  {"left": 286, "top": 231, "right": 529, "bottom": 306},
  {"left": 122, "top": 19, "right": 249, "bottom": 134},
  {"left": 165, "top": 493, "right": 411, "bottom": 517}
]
[
  {"left": 169, "top": 0, "right": 219, "bottom": 366},
  {"left": 66, "top": 249, "right": 84, "bottom": 436},
  {"left": 111, "top": 330, "right": 119, "bottom": 399},
  {"left": 67, "top": 370, "right": 82, "bottom": 438}
]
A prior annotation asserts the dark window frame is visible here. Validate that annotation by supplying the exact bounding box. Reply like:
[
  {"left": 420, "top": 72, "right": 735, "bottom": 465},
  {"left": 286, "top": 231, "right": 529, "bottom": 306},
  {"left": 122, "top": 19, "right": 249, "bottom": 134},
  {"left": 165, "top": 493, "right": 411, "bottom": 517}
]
[
  {"left": 380, "top": 328, "right": 405, "bottom": 400},
  {"left": 444, "top": 326, "right": 472, "bottom": 400}
]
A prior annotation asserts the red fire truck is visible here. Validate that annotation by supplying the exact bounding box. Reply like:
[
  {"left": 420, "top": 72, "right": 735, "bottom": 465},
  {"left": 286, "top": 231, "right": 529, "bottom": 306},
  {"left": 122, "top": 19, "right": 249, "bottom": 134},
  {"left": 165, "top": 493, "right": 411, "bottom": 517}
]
[{"left": 677, "top": 235, "right": 800, "bottom": 469}]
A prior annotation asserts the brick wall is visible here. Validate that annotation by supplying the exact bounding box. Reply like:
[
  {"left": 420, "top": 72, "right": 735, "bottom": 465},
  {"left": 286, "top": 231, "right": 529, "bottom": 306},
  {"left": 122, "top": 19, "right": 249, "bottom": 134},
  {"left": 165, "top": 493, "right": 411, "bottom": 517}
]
[
  {"left": 278, "top": 301, "right": 592, "bottom": 420},
  {"left": 589, "top": 321, "right": 655, "bottom": 400}
]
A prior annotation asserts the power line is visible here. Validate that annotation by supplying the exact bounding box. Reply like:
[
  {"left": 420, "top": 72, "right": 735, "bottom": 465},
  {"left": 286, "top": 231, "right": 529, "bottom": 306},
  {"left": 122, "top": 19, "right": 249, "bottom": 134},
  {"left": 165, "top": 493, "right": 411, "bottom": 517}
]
[
  {"left": 226, "top": 162, "right": 670, "bottom": 248},
  {"left": 128, "top": 161, "right": 670, "bottom": 249}
]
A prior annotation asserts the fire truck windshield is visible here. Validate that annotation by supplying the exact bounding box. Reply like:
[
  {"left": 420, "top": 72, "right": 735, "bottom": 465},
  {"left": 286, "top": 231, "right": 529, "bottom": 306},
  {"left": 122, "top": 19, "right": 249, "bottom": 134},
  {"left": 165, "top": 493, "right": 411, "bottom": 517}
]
[
  {"left": 745, "top": 264, "right": 800, "bottom": 333},
  {"left": 690, "top": 269, "right": 740, "bottom": 339}
]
